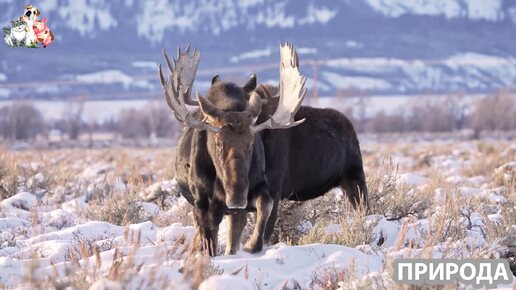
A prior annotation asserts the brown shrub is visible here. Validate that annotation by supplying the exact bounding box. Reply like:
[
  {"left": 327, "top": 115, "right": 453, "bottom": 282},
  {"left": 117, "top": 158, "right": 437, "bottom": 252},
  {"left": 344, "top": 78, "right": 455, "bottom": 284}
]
[{"left": 470, "top": 91, "right": 516, "bottom": 131}]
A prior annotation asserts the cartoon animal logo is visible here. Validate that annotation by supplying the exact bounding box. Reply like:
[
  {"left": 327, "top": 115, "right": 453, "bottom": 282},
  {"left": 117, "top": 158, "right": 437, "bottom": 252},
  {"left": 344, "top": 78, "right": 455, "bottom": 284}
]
[
  {"left": 3, "top": 20, "right": 30, "bottom": 48},
  {"left": 2, "top": 4, "right": 54, "bottom": 48},
  {"left": 20, "top": 4, "right": 40, "bottom": 23},
  {"left": 19, "top": 4, "right": 40, "bottom": 46},
  {"left": 33, "top": 18, "right": 54, "bottom": 48}
]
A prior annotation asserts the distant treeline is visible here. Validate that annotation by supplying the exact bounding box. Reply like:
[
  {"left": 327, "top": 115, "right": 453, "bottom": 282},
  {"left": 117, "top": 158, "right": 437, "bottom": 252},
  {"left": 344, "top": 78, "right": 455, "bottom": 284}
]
[
  {"left": 0, "top": 91, "right": 514, "bottom": 141},
  {"left": 337, "top": 90, "right": 516, "bottom": 136}
]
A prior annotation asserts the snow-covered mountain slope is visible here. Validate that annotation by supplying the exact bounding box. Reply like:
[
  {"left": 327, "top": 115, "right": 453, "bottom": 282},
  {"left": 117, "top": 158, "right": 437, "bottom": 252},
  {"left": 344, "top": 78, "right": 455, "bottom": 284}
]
[
  {"left": 0, "top": 0, "right": 513, "bottom": 43},
  {"left": 0, "top": 0, "right": 515, "bottom": 99},
  {"left": 1, "top": 0, "right": 339, "bottom": 43},
  {"left": 317, "top": 52, "right": 516, "bottom": 94},
  {"left": 364, "top": 0, "right": 509, "bottom": 21}
]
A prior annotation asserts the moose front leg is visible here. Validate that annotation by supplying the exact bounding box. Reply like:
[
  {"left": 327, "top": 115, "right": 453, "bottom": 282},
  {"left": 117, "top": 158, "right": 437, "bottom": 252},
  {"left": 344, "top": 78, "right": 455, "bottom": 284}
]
[
  {"left": 194, "top": 198, "right": 224, "bottom": 256},
  {"left": 245, "top": 188, "right": 273, "bottom": 253},
  {"left": 225, "top": 210, "right": 247, "bottom": 255}
]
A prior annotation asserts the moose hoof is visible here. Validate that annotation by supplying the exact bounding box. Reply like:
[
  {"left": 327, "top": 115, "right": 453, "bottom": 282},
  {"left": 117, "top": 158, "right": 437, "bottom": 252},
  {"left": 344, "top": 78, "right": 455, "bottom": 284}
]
[{"left": 244, "top": 239, "right": 263, "bottom": 254}]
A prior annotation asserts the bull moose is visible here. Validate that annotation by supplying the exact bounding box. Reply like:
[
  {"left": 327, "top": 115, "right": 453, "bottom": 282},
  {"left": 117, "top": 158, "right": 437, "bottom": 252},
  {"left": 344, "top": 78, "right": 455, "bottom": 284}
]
[{"left": 158, "top": 44, "right": 367, "bottom": 256}]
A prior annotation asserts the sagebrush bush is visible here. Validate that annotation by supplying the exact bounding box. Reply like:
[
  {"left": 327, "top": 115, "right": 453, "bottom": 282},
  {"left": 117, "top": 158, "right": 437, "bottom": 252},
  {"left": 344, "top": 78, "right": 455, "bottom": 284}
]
[
  {"left": 470, "top": 91, "right": 516, "bottom": 132},
  {"left": 271, "top": 189, "right": 354, "bottom": 245},
  {"left": 300, "top": 203, "right": 378, "bottom": 247},
  {"left": 271, "top": 200, "right": 311, "bottom": 245},
  {"left": 86, "top": 185, "right": 152, "bottom": 226},
  {"left": 366, "top": 158, "right": 432, "bottom": 221}
]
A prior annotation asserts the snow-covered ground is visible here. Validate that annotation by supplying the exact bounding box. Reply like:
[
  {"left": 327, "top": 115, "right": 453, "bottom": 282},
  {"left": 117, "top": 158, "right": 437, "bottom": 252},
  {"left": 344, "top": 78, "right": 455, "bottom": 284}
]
[{"left": 0, "top": 138, "right": 514, "bottom": 289}]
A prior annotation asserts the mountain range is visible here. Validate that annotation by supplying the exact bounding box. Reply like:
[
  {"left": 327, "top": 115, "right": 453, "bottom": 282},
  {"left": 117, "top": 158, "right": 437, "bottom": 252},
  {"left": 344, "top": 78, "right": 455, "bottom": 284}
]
[{"left": 0, "top": 0, "right": 515, "bottom": 100}]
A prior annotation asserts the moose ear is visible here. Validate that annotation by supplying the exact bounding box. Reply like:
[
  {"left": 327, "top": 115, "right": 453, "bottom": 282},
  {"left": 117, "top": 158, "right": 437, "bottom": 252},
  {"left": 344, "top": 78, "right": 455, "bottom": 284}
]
[
  {"left": 211, "top": 75, "right": 221, "bottom": 85},
  {"left": 36, "top": 9, "right": 41, "bottom": 16},
  {"left": 247, "top": 92, "right": 262, "bottom": 118},
  {"left": 243, "top": 73, "right": 257, "bottom": 93}
]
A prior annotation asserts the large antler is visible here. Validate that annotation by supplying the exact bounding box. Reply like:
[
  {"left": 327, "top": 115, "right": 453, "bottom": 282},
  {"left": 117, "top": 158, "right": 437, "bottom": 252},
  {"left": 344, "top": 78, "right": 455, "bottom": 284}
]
[
  {"left": 251, "top": 43, "right": 307, "bottom": 134},
  {"left": 159, "top": 46, "right": 220, "bottom": 132},
  {"left": 166, "top": 45, "right": 199, "bottom": 106}
]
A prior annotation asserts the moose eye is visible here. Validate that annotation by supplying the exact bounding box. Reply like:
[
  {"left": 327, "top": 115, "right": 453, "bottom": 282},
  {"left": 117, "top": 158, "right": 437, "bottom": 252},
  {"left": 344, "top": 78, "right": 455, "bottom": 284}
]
[{"left": 215, "top": 140, "right": 223, "bottom": 149}]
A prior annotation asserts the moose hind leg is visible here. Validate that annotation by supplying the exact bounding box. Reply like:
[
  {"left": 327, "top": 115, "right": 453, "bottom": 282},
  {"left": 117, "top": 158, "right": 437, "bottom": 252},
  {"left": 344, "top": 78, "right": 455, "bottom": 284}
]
[
  {"left": 245, "top": 193, "right": 272, "bottom": 253},
  {"left": 225, "top": 210, "right": 247, "bottom": 255},
  {"left": 340, "top": 167, "right": 368, "bottom": 209},
  {"left": 263, "top": 195, "right": 280, "bottom": 245}
]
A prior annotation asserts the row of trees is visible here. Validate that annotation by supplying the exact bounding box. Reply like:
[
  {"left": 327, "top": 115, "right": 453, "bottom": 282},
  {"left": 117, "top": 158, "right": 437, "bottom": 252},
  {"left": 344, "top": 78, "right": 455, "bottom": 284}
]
[
  {"left": 0, "top": 91, "right": 514, "bottom": 141},
  {"left": 341, "top": 91, "right": 516, "bottom": 134},
  {"left": 0, "top": 101, "right": 179, "bottom": 141}
]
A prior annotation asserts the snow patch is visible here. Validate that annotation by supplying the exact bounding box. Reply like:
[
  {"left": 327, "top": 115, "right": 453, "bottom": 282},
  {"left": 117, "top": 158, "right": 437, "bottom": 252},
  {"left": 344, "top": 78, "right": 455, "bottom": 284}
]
[
  {"left": 74, "top": 70, "right": 133, "bottom": 89},
  {"left": 132, "top": 61, "right": 159, "bottom": 69},
  {"left": 230, "top": 48, "right": 272, "bottom": 63},
  {"left": 56, "top": 0, "right": 118, "bottom": 36},
  {"left": 213, "top": 243, "right": 382, "bottom": 289},
  {"left": 398, "top": 173, "right": 427, "bottom": 186},
  {"left": 199, "top": 275, "right": 253, "bottom": 290},
  {"left": 297, "top": 47, "right": 318, "bottom": 55},
  {"left": 299, "top": 4, "right": 337, "bottom": 25},
  {"left": 323, "top": 72, "right": 391, "bottom": 90},
  {"left": 365, "top": 0, "right": 504, "bottom": 21},
  {"left": 0, "top": 192, "right": 38, "bottom": 211}
]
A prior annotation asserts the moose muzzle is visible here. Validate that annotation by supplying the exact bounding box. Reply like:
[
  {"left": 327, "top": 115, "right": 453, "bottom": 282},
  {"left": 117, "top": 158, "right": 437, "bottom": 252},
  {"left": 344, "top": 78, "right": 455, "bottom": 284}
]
[{"left": 225, "top": 189, "right": 248, "bottom": 209}]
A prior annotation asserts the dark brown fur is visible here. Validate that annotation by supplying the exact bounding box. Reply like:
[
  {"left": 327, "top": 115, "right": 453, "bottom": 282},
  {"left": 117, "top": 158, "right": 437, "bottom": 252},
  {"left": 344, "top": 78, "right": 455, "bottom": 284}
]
[
  {"left": 174, "top": 77, "right": 367, "bottom": 255},
  {"left": 254, "top": 85, "right": 368, "bottom": 243},
  {"left": 175, "top": 75, "right": 273, "bottom": 256}
]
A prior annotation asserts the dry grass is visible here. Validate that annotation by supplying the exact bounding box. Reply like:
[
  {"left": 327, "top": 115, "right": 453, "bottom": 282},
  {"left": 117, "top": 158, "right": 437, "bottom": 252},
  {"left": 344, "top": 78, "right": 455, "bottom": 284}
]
[
  {"left": 19, "top": 232, "right": 221, "bottom": 290},
  {"left": 0, "top": 146, "right": 20, "bottom": 199},
  {"left": 2, "top": 136, "right": 514, "bottom": 288}
]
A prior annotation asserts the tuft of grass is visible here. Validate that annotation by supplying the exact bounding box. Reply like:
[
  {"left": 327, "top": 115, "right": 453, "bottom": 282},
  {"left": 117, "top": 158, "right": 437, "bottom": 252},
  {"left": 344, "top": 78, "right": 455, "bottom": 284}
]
[
  {"left": 482, "top": 201, "right": 516, "bottom": 245},
  {"left": 425, "top": 189, "right": 468, "bottom": 247},
  {"left": 86, "top": 183, "right": 152, "bottom": 226},
  {"left": 152, "top": 202, "right": 194, "bottom": 227},
  {"left": 463, "top": 141, "right": 514, "bottom": 178},
  {"left": 0, "top": 146, "right": 21, "bottom": 199},
  {"left": 310, "top": 263, "right": 354, "bottom": 290},
  {"left": 300, "top": 202, "right": 378, "bottom": 248}
]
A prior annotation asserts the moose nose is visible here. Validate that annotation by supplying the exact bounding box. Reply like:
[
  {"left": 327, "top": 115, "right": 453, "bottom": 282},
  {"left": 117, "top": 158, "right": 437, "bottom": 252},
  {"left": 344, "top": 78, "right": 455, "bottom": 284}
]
[
  {"left": 226, "top": 200, "right": 247, "bottom": 209},
  {"left": 25, "top": 11, "right": 31, "bottom": 17},
  {"left": 225, "top": 193, "right": 247, "bottom": 209}
]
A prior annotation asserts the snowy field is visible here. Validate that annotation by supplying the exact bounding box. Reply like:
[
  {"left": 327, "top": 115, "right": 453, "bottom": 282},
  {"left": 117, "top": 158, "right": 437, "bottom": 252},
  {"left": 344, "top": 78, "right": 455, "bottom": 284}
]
[{"left": 0, "top": 136, "right": 515, "bottom": 289}]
